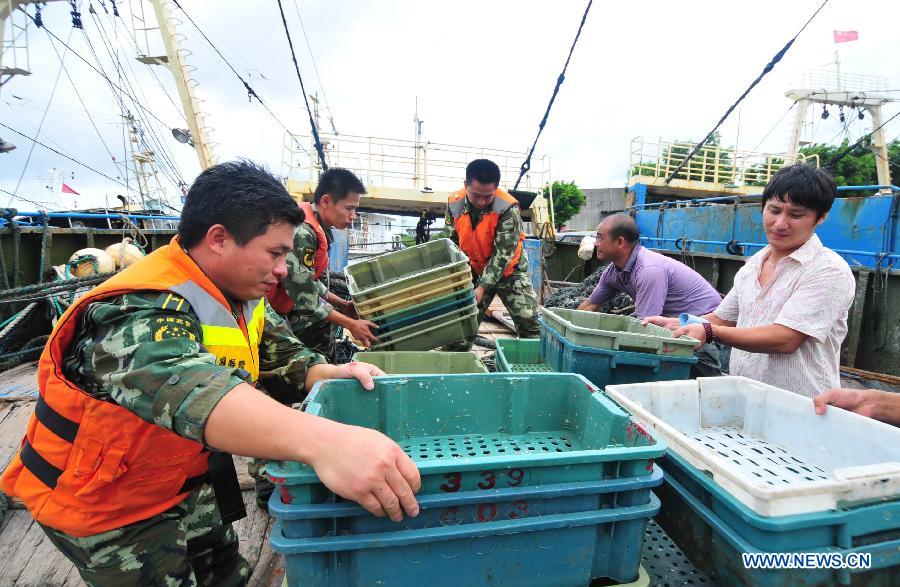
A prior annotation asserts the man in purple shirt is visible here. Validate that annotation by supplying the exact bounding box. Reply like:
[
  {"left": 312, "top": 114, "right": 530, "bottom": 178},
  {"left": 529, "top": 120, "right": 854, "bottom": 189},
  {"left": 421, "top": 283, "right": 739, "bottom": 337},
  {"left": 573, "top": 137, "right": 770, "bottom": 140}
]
[{"left": 577, "top": 214, "right": 724, "bottom": 375}]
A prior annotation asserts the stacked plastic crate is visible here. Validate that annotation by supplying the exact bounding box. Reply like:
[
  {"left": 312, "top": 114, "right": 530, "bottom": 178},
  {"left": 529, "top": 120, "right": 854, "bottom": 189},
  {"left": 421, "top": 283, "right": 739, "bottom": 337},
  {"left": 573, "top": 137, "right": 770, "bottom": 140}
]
[
  {"left": 347, "top": 239, "right": 478, "bottom": 351},
  {"left": 265, "top": 373, "right": 667, "bottom": 586},
  {"left": 607, "top": 376, "right": 900, "bottom": 586},
  {"left": 536, "top": 307, "right": 698, "bottom": 387},
  {"left": 350, "top": 350, "right": 488, "bottom": 374}
]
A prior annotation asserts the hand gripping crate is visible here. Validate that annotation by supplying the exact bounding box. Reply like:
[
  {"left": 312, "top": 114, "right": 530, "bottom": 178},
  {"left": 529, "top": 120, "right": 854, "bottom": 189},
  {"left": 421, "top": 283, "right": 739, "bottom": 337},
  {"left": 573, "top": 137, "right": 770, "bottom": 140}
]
[
  {"left": 495, "top": 338, "right": 553, "bottom": 373},
  {"left": 350, "top": 351, "right": 488, "bottom": 374},
  {"left": 654, "top": 450, "right": 900, "bottom": 587},
  {"left": 540, "top": 307, "right": 698, "bottom": 357},
  {"left": 539, "top": 320, "right": 696, "bottom": 388},
  {"left": 266, "top": 373, "right": 666, "bottom": 506},
  {"left": 606, "top": 376, "right": 900, "bottom": 517}
]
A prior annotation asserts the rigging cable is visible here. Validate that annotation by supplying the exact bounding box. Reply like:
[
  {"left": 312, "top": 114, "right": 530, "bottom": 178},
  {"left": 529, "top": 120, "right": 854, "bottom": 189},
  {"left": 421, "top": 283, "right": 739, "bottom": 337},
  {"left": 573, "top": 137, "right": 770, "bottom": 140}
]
[
  {"left": 824, "top": 110, "right": 900, "bottom": 169},
  {"left": 7, "top": 28, "right": 73, "bottom": 207},
  {"left": 44, "top": 25, "right": 129, "bottom": 182},
  {"left": 665, "top": 0, "right": 830, "bottom": 183},
  {"left": 88, "top": 6, "right": 187, "bottom": 191},
  {"left": 750, "top": 101, "right": 797, "bottom": 153},
  {"left": 275, "top": 0, "right": 328, "bottom": 170},
  {"left": 291, "top": 0, "right": 337, "bottom": 134},
  {"left": 1, "top": 121, "right": 137, "bottom": 192},
  {"left": 514, "top": 0, "right": 593, "bottom": 191},
  {"left": 170, "top": 0, "right": 311, "bottom": 158}
]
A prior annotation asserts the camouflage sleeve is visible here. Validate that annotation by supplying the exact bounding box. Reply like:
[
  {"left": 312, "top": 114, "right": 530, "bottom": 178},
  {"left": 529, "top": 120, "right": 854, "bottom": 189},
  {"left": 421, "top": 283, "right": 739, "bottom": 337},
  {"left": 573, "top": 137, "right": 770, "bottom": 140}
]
[
  {"left": 284, "top": 224, "right": 333, "bottom": 324},
  {"left": 256, "top": 298, "right": 327, "bottom": 403},
  {"left": 62, "top": 293, "right": 250, "bottom": 444},
  {"left": 445, "top": 207, "right": 459, "bottom": 245},
  {"left": 479, "top": 206, "right": 525, "bottom": 290}
]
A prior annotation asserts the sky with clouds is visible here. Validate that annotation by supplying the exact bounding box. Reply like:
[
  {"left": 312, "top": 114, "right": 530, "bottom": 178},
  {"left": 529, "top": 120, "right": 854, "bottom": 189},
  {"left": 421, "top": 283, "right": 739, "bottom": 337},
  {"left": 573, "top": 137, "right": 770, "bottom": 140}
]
[{"left": 1, "top": 0, "right": 898, "bottom": 213}]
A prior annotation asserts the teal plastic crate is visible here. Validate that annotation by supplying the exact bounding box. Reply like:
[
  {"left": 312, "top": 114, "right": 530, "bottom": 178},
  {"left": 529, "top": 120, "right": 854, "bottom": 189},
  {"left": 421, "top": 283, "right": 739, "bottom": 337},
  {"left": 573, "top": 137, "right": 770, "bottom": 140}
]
[
  {"left": 373, "top": 291, "right": 476, "bottom": 334},
  {"left": 354, "top": 267, "right": 473, "bottom": 319},
  {"left": 495, "top": 338, "right": 553, "bottom": 372},
  {"left": 540, "top": 307, "right": 698, "bottom": 356},
  {"left": 270, "top": 494, "right": 660, "bottom": 587},
  {"left": 657, "top": 451, "right": 900, "bottom": 586},
  {"left": 350, "top": 351, "right": 488, "bottom": 374},
  {"left": 347, "top": 239, "right": 470, "bottom": 303},
  {"left": 269, "top": 466, "right": 663, "bottom": 539},
  {"left": 369, "top": 288, "right": 473, "bottom": 326},
  {"left": 369, "top": 306, "right": 478, "bottom": 351},
  {"left": 266, "top": 373, "right": 667, "bottom": 505},
  {"left": 540, "top": 320, "right": 696, "bottom": 388}
]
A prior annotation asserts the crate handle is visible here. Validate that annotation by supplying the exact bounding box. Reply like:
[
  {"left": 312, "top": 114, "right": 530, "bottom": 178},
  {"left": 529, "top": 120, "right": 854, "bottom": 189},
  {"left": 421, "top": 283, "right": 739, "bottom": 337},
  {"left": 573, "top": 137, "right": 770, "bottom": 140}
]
[
  {"left": 269, "top": 467, "right": 663, "bottom": 520},
  {"left": 610, "top": 353, "right": 662, "bottom": 372},
  {"left": 269, "top": 496, "right": 660, "bottom": 554}
]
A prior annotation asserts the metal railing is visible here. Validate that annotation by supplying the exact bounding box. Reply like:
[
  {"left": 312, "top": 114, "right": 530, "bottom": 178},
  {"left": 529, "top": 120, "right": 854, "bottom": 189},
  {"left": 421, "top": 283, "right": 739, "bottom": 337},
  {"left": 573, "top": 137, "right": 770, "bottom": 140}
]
[
  {"left": 628, "top": 137, "right": 818, "bottom": 188},
  {"left": 283, "top": 132, "right": 550, "bottom": 193},
  {"left": 790, "top": 70, "right": 888, "bottom": 93}
]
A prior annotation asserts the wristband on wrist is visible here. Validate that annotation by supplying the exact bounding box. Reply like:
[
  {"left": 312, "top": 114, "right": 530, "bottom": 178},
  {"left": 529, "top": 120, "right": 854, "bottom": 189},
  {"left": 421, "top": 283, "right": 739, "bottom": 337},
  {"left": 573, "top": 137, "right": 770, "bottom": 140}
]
[{"left": 702, "top": 321, "right": 715, "bottom": 343}]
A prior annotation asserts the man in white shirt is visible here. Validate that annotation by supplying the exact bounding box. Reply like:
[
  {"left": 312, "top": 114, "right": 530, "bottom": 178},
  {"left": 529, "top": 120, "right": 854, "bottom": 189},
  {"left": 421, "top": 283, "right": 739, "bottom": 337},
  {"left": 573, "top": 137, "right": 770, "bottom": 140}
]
[{"left": 645, "top": 164, "right": 855, "bottom": 398}]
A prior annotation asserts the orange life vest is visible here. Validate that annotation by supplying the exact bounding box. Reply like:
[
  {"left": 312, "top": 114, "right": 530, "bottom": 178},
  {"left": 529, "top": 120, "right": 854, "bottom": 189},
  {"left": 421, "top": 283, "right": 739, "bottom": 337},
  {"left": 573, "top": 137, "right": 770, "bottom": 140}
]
[
  {"left": 1, "top": 237, "right": 265, "bottom": 537},
  {"left": 266, "top": 201, "right": 330, "bottom": 314},
  {"left": 447, "top": 188, "right": 525, "bottom": 277}
]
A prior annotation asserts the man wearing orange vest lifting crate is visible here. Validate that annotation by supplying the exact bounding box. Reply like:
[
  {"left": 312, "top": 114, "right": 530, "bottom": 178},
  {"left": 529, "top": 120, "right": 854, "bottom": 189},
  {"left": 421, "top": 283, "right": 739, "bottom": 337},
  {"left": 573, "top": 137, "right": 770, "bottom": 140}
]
[
  {"left": 268, "top": 167, "right": 380, "bottom": 361},
  {"left": 1, "top": 161, "right": 420, "bottom": 586},
  {"left": 445, "top": 159, "right": 540, "bottom": 344}
]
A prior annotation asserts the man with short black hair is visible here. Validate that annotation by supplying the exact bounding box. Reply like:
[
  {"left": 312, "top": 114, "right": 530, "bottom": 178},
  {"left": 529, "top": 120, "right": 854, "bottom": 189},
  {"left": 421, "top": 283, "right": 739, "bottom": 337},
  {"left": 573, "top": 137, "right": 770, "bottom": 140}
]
[
  {"left": 269, "top": 167, "right": 379, "bottom": 361},
  {"left": 446, "top": 159, "right": 539, "bottom": 343},
  {"left": 646, "top": 164, "right": 856, "bottom": 397},
  {"left": 578, "top": 213, "right": 724, "bottom": 375},
  {"left": 2, "top": 161, "right": 420, "bottom": 586}
]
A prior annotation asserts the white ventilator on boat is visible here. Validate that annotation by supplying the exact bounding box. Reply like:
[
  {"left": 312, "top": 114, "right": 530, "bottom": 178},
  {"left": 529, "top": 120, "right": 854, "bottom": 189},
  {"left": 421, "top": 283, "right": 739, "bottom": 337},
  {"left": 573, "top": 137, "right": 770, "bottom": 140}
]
[
  {"left": 105, "top": 239, "right": 145, "bottom": 269},
  {"left": 67, "top": 248, "right": 116, "bottom": 277}
]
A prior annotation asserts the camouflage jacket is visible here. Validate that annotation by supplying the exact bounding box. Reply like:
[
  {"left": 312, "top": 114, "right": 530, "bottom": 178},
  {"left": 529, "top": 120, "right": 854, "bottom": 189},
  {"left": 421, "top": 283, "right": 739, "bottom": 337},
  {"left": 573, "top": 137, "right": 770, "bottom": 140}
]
[
  {"left": 445, "top": 199, "right": 529, "bottom": 290},
  {"left": 62, "top": 292, "right": 326, "bottom": 445},
  {"left": 284, "top": 207, "right": 335, "bottom": 334}
]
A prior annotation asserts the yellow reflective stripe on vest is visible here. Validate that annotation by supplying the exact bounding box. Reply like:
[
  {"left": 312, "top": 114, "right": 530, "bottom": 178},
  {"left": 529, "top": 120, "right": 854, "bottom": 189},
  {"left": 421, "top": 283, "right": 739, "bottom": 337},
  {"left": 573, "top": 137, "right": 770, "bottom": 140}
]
[
  {"left": 201, "top": 325, "right": 248, "bottom": 347},
  {"left": 247, "top": 300, "right": 265, "bottom": 348}
]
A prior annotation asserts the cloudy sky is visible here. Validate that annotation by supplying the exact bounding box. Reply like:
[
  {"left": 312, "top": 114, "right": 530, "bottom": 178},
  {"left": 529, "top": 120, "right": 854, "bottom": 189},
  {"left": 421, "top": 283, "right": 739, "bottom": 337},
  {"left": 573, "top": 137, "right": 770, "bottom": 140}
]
[{"left": 1, "top": 0, "right": 898, "bottom": 212}]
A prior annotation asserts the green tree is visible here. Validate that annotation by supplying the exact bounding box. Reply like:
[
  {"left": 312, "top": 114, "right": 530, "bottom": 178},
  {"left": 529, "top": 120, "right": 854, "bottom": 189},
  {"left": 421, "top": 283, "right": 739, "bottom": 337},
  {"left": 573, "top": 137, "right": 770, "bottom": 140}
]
[
  {"left": 799, "top": 139, "right": 900, "bottom": 187},
  {"left": 542, "top": 180, "right": 586, "bottom": 230}
]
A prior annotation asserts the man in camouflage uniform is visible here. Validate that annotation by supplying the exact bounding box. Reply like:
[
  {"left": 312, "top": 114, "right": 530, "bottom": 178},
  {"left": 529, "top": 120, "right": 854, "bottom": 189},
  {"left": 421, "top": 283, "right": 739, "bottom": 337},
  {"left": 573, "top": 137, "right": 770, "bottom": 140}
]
[
  {"left": 2, "top": 161, "right": 421, "bottom": 586},
  {"left": 446, "top": 159, "right": 539, "bottom": 345},
  {"left": 278, "top": 168, "right": 379, "bottom": 360}
]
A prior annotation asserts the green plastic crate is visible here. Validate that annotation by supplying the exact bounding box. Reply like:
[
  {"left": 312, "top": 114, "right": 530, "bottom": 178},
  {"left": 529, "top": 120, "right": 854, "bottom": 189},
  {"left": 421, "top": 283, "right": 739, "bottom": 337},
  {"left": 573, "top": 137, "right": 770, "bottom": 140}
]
[
  {"left": 347, "top": 239, "right": 471, "bottom": 303},
  {"left": 495, "top": 338, "right": 553, "bottom": 373},
  {"left": 355, "top": 268, "right": 472, "bottom": 318},
  {"left": 369, "top": 288, "right": 473, "bottom": 326},
  {"left": 350, "top": 351, "right": 488, "bottom": 374},
  {"left": 540, "top": 307, "right": 698, "bottom": 357},
  {"left": 266, "top": 373, "right": 667, "bottom": 505},
  {"left": 369, "top": 306, "right": 478, "bottom": 351}
]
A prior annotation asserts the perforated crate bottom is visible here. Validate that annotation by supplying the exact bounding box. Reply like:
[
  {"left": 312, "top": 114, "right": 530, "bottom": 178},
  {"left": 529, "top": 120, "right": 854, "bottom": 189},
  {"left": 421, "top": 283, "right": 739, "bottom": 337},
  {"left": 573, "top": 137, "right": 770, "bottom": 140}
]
[
  {"left": 690, "top": 425, "right": 831, "bottom": 487},
  {"left": 640, "top": 520, "right": 716, "bottom": 586},
  {"left": 507, "top": 362, "right": 554, "bottom": 372},
  {"left": 399, "top": 432, "right": 584, "bottom": 461}
]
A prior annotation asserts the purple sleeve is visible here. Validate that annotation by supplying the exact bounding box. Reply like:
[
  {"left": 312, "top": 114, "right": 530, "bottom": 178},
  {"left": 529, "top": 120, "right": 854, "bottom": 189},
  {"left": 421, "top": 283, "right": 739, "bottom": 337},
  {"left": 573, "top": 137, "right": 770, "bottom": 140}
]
[
  {"left": 586, "top": 266, "right": 617, "bottom": 305},
  {"left": 632, "top": 265, "right": 668, "bottom": 318}
]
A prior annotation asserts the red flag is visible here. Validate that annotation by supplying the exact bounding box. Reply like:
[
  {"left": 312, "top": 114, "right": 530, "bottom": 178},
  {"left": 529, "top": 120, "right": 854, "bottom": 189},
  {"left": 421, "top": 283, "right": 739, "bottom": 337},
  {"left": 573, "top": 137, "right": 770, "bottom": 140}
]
[
  {"left": 61, "top": 183, "right": 80, "bottom": 195},
  {"left": 833, "top": 30, "right": 858, "bottom": 43}
]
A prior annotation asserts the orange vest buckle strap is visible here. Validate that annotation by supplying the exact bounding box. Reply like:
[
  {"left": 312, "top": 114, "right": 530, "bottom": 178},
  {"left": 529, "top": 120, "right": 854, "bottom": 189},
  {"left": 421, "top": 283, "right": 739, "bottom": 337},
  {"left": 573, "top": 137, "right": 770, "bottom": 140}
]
[
  {"left": 448, "top": 188, "right": 525, "bottom": 278},
  {"left": 0, "top": 237, "right": 260, "bottom": 536}
]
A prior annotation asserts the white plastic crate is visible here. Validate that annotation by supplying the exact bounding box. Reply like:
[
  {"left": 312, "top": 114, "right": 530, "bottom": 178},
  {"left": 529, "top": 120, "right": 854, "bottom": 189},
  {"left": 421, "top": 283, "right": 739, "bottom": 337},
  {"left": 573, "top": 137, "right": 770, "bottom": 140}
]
[{"left": 606, "top": 376, "right": 900, "bottom": 516}]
